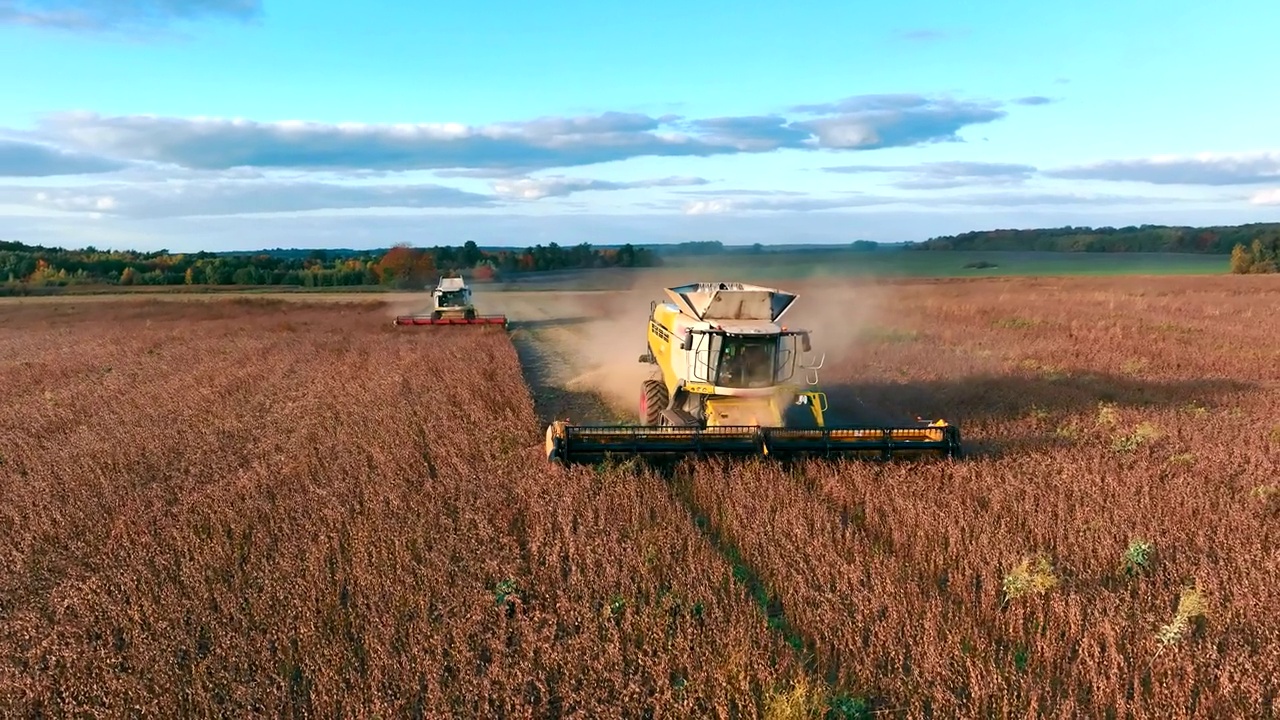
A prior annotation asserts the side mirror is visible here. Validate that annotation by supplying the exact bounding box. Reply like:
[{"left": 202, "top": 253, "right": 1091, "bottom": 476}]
[
  {"left": 682, "top": 333, "right": 694, "bottom": 351},
  {"left": 801, "top": 332, "right": 812, "bottom": 352}
]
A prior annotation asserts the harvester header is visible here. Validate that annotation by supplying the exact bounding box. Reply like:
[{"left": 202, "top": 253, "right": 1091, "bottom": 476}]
[
  {"left": 544, "top": 280, "right": 962, "bottom": 465},
  {"left": 393, "top": 275, "right": 508, "bottom": 329}
]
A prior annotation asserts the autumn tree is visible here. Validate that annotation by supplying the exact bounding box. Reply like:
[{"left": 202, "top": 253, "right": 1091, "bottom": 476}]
[
  {"left": 1230, "top": 243, "right": 1253, "bottom": 274},
  {"left": 472, "top": 262, "right": 496, "bottom": 281},
  {"left": 1249, "top": 237, "right": 1277, "bottom": 273},
  {"left": 375, "top": 244, "right": 436, "bottom": 289},
  {"left": 1231, "top": 238, "right": 1279, "bottom": 274}
]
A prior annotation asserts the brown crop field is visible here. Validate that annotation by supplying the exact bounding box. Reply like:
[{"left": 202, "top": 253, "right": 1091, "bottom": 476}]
[{"left": 2, "top": 274, "right": 1279, "bottom": 718}]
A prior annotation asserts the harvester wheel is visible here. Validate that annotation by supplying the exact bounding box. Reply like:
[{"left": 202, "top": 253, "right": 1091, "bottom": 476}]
[
  {"left": 464, "top": 308, "right": 476, "bottom": 320},
  {"left": 640, "top": 379, "right": 666, "bottom": 426},
  {"left": 431, "top": 311, "right": 442, "bottom": 320}
]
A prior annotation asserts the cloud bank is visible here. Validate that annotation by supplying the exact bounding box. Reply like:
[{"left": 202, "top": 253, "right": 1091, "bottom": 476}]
[
  {"left": 0, "top": 138, "right": 127, "bottom": 176},
  {"left": 12, "top": 180, "right": 495, "bottom": 218},
  {"left": 679, "top": 189, "right": 1169, "bottom": 215},
  {"left": 491, "top": 175, "right": 708, "bottom": 200},
  {"left": 33, "top": 93, "right": 1009, "bottom": 173},
  {"left": 1, "top": 91, "right": 1270, "bottom": 229},
  {"left": 824, "top": 160, "right": 1037, "bottom": 189},
  {"left": 1046, "top": 151, "right": 1280, "bottom": 185}
]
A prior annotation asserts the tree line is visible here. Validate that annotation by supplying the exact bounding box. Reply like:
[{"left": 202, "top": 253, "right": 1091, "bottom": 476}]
[
  {"left": 0, "top": 240, "right": 660, "bottom": 291},
  {"left": 905, "top": 222, "right": 1280, "bottom": 257}
]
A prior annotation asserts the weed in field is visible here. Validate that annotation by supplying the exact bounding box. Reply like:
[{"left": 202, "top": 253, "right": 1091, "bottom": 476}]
[
  {"left": 1156, "top": 585, "right": 1209, "bottom": 649},
  {"left": 1122, "top": 539, "right": 1155, "bottom": 576},
  {"left": 1112, "top": 422, "right": 1162, "bottom": 452},
  {"left": 994, "top": 316, "right": 1040, "bottom": 329},
  {"left": 1003, "top": 553, "right": 1059, "bottom": 602},
  {"left": 1121, "top": 357, "right": 1149, "bottom": 375},
  {"left": 1152, "top": 321, "right": 1193, "bottom": 334},
  {"left": 1182, "top": 400, "right": 1209, "bottom": 417},
  {"left": 1097, "top": 401, "right": 1120, "bottom": 426},
  {"left": 1253, "top": 485, "right": 1280, "bottom": 516},
  {"left": 763, "top": 677, "right": 827, "bottom": 720},
  {"left": 1054, "top": 422, "right": 1081, "bottom": 441},
  {"left": 1018, "top": 358, "right": 1067, "bottom": 379}
]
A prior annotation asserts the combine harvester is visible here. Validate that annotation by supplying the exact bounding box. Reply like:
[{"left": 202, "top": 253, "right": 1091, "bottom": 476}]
[
  {"left": 393, "top": 276, "right": 508, "bottom": 329},
  {"left": 545, "top": 281, "right": 961, "bottom": 464}
]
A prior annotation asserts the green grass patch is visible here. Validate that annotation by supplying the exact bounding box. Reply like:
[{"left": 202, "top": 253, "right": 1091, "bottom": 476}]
[
  {"left": 994, "top": 316, "right": 1041, "bottom": 330},
  {"left": 660, "top": 249, "right": 1228, "bottom": 280},
  {"left": 860, "top": 326, "right": 919, "bottom": 343}
]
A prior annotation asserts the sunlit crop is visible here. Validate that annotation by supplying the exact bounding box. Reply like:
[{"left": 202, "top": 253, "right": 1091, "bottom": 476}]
[{"left": 2, "top": 274, "right": 1277, "bottom": 718}]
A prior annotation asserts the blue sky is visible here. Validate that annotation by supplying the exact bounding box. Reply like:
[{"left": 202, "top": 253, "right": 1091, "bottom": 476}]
[{"left": 0, "top": 0, "right": 1278, "bottom": 251}]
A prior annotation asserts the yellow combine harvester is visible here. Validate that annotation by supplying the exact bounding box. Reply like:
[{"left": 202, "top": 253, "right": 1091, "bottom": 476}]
[{"left": 544, "top": 281, "right": 961, "bottom": 464}]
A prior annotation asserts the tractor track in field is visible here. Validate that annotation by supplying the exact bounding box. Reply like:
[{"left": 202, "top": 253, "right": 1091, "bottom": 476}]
[
  {"left": 477, "top": 289, "right": 648, "bottom": 428},
  {"left": 476, "top": 288, "right": 833, "bottom": 696}
]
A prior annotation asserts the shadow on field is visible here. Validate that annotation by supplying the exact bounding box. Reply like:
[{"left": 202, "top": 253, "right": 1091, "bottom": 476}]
[
  {"left": 508, "top": 329, "right": 623, "bottom": 427},
  {"left": 507, "top": 316, "right": 596, "bottom": 332},
  {"left": 820, "top": 373, "right": 1254, "bottom": 458}
]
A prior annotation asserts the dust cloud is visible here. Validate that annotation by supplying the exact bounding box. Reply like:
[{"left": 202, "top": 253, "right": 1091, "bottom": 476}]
[
  {"left": 381, "top": 295, "right": 430, "bottom": 321},
  {"left": 470, "top": 267, "right": 896, "bottom": 424},
  {"left": 474, "top": 284, "right": 656, "bottom": 419},
  {"left": 776, "top": 275, "right": 888, "bottom": 377},
  {"left": 560, "top": 289, "right": 655, "bottom": 414}
]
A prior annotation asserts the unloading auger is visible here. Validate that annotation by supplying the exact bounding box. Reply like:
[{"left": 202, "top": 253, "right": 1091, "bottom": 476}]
[{"left": 544, "top": 281, "right": 961, "bottom": 464}]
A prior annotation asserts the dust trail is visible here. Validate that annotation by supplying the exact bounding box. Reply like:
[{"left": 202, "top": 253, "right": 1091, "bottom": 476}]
[
  {"left": 473, "top": 286, "right": 656, "bottom": 422},
  {"left": 558, "top": 289, "right": 654, "bottom": 415},
  {"left": 379, "top": 292, "right": 432, "bottom": 322},
  {"left": 783, "top": 277, "right": 888, "bottom": 372},
  {"left": 475, "top": 269, "right": 902, "bottom": 425},
  {"left": 770, "top": 268, "right": 901, "bottom": 425}
]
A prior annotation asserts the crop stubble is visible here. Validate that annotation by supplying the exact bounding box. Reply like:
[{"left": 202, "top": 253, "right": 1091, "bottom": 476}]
[{"left": 1, "top": 274, "right": 1278, "bottom": 718}]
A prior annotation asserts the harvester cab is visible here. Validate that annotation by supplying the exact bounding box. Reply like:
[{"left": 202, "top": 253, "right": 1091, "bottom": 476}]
[
  {"left": 393, "top": 275, "right": 508, "bottom": 328},
  {"left": 545, "top": 281, "right": 961, "bottom": 464}
]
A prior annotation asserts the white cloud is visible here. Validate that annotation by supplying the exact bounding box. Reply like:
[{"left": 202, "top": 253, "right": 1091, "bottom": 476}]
[
  {"left": 13, "top": 179, "right": 495, "bottom": 218},
  {"left": 676, "top": 189, "right": 1183, "bottom": 216},
  {"left": 1250, "top": 188, "right": 1280, "bottom": 205},
  {"left": 492, "top": 175, "right": 708, "bottom": 200},
  {"left": 30, "top": 94, "right": 1010, "bottom": 173},
  {"left": 684, "top": 199, "right": 736, "bottom": 215},
  {"left": 1045, "top": 151, "right": 1280, "bottom": 186},
  {"left": 824, "top": 161, "right": 1037, "bottom": 189}
]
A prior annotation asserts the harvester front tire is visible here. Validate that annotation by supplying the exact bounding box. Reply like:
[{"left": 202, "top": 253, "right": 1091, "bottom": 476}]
[
  {"left": 640, "top": 379, "right": 666, "bottom": 426},
  {"left": 464, "top": 308, "right": 477, "bottom": 320}
]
